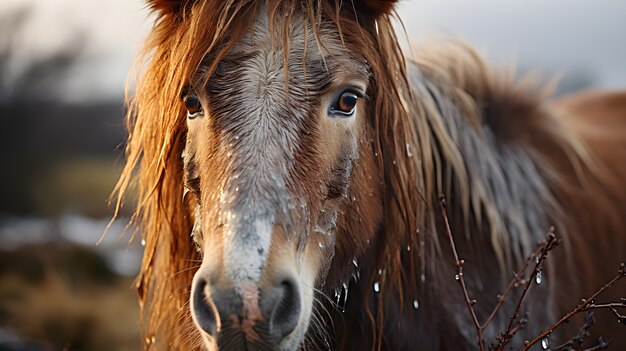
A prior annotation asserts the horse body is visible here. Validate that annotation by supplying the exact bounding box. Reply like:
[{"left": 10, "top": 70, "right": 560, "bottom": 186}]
[{"left": 115, "top": 1, "right": 626, "bottom": 349}]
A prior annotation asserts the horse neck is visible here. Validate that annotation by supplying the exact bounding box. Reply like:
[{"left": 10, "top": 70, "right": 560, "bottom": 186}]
[{"left": 331, "top": 47, "right": 577, "bottom": 349}]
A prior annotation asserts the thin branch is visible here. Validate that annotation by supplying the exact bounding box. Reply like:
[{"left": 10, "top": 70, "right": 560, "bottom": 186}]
[
  {"left": 496, "top": 230, "right": 560, "bottom": 348},
  {"left": 550, "top": 312, "right": 595, "bottom": 350},
  {"left": 439, "top": 195, "right": 484, "bottom": 351},
  {"left": 481, "top": 242, "right": 544, "bottom": 329},
  {"left": 583, "top": 337, "right": 611, "bottom": 351},
  {"left": 439, "top": 193, "right": 625, "bottom": 351},
  {"left": 521, "top": 263, "right": 626, "bottom": 351},
  {"left": 581, "top": 302, "right": 626, "bottom": 324}
]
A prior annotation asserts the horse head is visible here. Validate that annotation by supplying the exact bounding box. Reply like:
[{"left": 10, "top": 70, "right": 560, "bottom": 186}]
[{"left": 136, "top": 1, "right": 405, "bottom": 349}]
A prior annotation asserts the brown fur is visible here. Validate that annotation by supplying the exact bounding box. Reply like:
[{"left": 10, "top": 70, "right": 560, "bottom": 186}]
[{"left": 114, "top": 1, "right": 626, "bottom": 349}]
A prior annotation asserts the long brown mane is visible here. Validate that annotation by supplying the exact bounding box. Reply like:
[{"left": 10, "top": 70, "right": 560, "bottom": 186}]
[{"left": 114, "top": 1, "right": 626, "bottom": 349}]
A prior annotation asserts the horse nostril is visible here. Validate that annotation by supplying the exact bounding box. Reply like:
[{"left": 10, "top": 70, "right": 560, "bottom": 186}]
[
  {"left": 191, "top": 278, "right": 218, "bottom": 336},
  {"left": 269, "top": 278, "right": 301, "bottom": 339}
]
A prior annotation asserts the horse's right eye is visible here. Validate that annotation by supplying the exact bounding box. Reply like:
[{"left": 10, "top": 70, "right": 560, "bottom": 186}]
[
  {"left": 329, "top": 90, "right": 362, "bottom": 117},
  {"left": 337, "top": 92, "right": 358, "bottom": 112},
  {"left": 184, "top": 95, "right": 203, "bottom": 119}
]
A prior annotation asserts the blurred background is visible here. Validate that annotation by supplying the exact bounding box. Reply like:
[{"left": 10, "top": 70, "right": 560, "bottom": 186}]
[{"left": 0, "top": 0, "right": 624, "bottom": 349}]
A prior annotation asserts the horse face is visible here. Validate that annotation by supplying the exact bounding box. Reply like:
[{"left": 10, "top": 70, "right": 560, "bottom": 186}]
[{"left": 183, "top": 11, "right": 382, "bottom": 350}]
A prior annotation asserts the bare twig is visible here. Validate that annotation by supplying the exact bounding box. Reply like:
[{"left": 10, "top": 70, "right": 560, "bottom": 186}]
[
  {"left": 521, "top": 263, "right": 626, "bottom": 351},
  {"left": 439, "top": 194, "right": 625, "bottom": 351},
  {"left": 581, "top": 302, "right": 626, "bottom": 324},
  {"left": 550, "top": 312, "right": 596, "bottom": 350},
  {"left": 482, "top": 243, "right": 544, "bottom": 329},
  {"left": 440, "top": 195, "right": 560, "bottom": 351},
  {"left": 496, "top": 230, "right": 560, "bottom": 349},
  {"left": 583, "top": 337, "right": 611, "bottom": 351},
  {"left": 439, "top": 195, "right": 484, "bottom": 350}
]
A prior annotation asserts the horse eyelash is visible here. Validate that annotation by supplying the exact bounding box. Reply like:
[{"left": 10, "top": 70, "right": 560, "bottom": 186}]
[
  {"left": 355, "top": 90, "right": 370, "bottom": 101},
  {"left": 184, "top": 176, "right": 201, "bottom": 195},
  {"left": 338, "top": 85, "right": 368, "bottom": 100},
  {"left": 180, "top": 85, "right": 191, "bottom": 100}
]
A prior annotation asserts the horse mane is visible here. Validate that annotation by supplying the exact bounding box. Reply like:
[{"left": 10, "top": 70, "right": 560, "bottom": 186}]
[
  {"left": 344, "top": 41, "right": 601, "bottom": 349},
  {"left": 113, "top": 1, "right": 597, "bottom": 349}
]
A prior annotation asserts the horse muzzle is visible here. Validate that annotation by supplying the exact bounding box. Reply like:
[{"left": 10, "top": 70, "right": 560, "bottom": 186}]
[{"left": 190, "top": 268, "right": 303, "bottom": 350}]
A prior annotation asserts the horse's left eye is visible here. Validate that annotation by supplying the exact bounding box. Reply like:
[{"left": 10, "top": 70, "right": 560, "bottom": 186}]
[
  {"left": 184, "top": 95, "right": 204, "bottom": 119},
  {"left": 330, "top": 91, "right": 359, "bottom": 117}
]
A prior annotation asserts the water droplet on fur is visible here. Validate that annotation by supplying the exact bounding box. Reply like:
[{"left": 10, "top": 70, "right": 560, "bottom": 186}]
[
  {"left": 373, "top": 282, "right": 380, "bottom": 293},
  {"left": 352, "top": 259, "right": 359, "bottom": 268},
  {"left": 421, "top": 273, "right": 426, "bottom": 283},
  {"left": 378, "top": 268, "right": 383, "bottom": 275},
  {"left": 145, "top": 335, "right": 155, "bottom": 344},
  {"left": 392, "top": 160, "right": 396, "bottom": 165},
  {"left": 318, "top": 242, "right": 325, "bottom": 248},
  {"left": 234, "top": 187, "right": 239, "bottom": 192},
  {"left": 407, "top": 245, "right": 411, "bottom": 251},
  {"left": 536, "top": 271, "right": 542, "bottom": 284},
  {"left": 234, "top": 135, "right": 239, "bottom": 140},
  {"left": 352, "top": 196, "right": 356, "bottom": 201},
  {"left": 413, "top": 299, "right": 419, "bottom": 309},
  {"left": 455, "top": 274, "right": 460, "bottom": 281},
  {"left": 141, "top": 239, "right": 146, "bottom": 246},
  {"left": 541, "top": 337, "right": 549, "bottom": 349},
  {"left": 405, "top": 143, "right": 413, "bottom": 157}
]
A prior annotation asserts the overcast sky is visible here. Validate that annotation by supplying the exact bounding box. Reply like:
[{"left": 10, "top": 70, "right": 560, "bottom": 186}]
[{"left": 1, "top": 0, "right": 625, "bottom": 102}]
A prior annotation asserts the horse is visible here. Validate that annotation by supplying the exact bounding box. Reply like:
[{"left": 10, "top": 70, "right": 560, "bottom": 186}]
[{"left": 113, "top": 0, "right": 626, "bottom": 349}]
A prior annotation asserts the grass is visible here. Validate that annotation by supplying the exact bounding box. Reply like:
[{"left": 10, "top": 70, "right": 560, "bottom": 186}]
[{"left": 0, "top": 244, "right": 140, "bottom": 350}]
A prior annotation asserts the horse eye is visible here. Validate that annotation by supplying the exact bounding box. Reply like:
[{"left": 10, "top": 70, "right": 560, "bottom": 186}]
[
  {"left": 330, "top": 91, "right": 359, "bottom": 116},
  {"left": 184, "top": 95, "right": 203, "bottom": 119}
]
